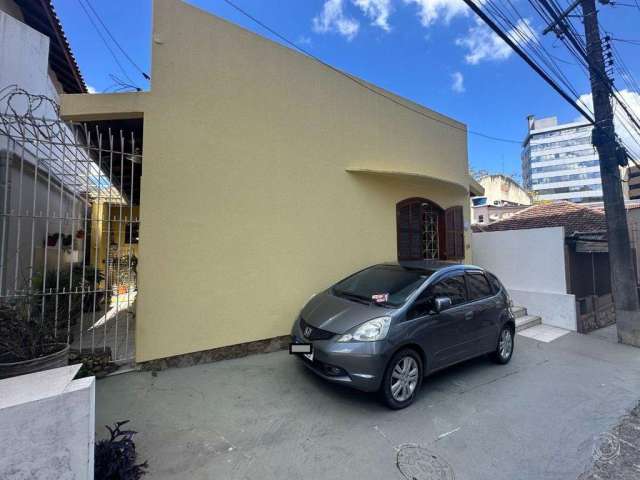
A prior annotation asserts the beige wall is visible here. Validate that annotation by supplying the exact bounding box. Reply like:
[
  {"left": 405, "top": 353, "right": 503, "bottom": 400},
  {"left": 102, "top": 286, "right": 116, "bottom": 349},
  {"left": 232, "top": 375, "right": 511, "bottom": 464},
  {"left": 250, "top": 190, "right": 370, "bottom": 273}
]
[
  {"left": 478, "top": 174, "right": 532, "bottom": 206},
  {"left": 62, "top": 0, "right": 473, "bottom": 362}
]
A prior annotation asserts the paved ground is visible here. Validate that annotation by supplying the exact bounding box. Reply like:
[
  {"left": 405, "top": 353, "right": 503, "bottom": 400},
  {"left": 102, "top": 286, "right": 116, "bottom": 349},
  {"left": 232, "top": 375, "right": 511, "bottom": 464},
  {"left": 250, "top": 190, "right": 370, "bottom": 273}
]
[
  {"left": 96, "top": 326, "right": 640, "bottom": 480},
  {"left": 579, "top": 401, "right": 640, "bottom": 479}
]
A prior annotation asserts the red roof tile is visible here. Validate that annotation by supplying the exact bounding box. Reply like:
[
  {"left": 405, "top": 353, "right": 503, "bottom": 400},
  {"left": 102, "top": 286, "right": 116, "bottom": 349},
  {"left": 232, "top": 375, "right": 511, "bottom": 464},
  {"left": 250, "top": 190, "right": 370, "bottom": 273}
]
[{"left": 480, "top": 201, "right": 606, "bottom": 236}]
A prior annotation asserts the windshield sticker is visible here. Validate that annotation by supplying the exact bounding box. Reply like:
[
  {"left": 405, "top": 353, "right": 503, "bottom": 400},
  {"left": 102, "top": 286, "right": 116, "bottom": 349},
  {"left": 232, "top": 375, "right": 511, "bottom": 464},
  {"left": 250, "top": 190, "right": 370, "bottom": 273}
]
[{"left": 372, "top": 293, "right": 389, "bottom": 303}]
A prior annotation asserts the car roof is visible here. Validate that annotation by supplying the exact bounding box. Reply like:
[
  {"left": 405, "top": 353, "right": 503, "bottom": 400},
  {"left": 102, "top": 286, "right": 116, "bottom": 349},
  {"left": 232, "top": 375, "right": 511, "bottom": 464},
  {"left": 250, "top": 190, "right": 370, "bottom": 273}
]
[{"left": 382, "top": 260, "right": 485, "bottom": 274}]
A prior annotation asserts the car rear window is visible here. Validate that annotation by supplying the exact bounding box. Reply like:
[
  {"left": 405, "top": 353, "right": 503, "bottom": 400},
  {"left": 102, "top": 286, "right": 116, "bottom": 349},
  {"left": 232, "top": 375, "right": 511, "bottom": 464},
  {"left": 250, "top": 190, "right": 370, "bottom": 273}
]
[
  {"left": 486, "top": 272, "right": 503, "bottom": 294},
  {"left": 333, "top": 265, "right": 432, "bottom": 307},
  {"left": 466, "top": 273, "right": 493, "bottom": 300}
]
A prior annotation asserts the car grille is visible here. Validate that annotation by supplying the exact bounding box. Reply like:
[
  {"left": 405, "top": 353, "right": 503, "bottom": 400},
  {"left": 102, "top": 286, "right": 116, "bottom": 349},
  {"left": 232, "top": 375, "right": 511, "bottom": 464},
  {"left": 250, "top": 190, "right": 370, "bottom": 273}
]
[{"left": 300, "top": 317, "right": 335, "bottom": 341}]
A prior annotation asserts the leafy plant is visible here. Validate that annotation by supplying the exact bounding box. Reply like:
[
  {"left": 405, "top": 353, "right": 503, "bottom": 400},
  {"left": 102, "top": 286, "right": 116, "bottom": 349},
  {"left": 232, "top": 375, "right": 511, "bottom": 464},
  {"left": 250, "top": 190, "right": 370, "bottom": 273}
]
[
  {"left": 0, "top": 295, "right": 62, "bottom": 362},
  {"left": 31, "top": 265, "right": 105, "bottom": 333},
  {"left": 95, "top": 421, "right": 148, "bottom": 480}
]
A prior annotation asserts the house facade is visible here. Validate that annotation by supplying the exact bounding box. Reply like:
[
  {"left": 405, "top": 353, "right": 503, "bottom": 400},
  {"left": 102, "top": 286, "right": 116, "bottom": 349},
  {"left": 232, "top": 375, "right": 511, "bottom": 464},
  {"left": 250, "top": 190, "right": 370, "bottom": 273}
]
[
  {"left": 60, "top": 0, "right": 480, "bottom": 363},
  {"left": 471, "top": 174, "right": 531, "bottom": 225}
]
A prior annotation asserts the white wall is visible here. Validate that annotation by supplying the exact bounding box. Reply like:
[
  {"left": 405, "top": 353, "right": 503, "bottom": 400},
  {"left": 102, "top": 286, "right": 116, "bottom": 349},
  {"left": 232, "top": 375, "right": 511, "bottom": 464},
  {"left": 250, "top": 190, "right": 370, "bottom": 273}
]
[
  {"left": 0, "top": 365, "right": 95, "bottom": 479},
  {"left": 0, "top": 9, "right": 60, "bottom": 104},
  {"left": 472, "top": 226, "right": 578, "bottom": 330}
]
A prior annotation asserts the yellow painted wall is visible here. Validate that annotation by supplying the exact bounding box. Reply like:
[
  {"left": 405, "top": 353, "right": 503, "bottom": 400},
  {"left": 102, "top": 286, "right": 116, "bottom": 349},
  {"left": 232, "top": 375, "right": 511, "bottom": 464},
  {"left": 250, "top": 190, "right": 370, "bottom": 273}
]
[
  {"left": 90, "top": 202, "right": 139, "bottom": 276},
  {"left": 62, "top": 0, "right": 474, "bottom": 362}
]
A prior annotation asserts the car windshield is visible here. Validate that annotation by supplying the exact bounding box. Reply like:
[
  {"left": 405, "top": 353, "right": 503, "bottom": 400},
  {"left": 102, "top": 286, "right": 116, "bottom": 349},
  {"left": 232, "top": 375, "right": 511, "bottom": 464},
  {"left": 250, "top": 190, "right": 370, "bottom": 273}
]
[{"left": 332, "top": 265, "right": 433, "bottom": 307}]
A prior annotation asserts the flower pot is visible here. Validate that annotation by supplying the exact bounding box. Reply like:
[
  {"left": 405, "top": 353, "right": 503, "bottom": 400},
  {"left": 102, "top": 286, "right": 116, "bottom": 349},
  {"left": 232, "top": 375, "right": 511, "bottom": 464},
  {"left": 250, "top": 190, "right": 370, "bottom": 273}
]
[{"left": 0, "top": 343, "right": 69, "bottom": 380}]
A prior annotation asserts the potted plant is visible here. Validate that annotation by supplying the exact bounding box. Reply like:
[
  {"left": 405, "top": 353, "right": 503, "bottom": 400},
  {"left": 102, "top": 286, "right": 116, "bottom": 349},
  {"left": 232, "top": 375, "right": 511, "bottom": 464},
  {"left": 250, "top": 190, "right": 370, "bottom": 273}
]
[{"left": 0, "top": 295, "right": 69, "bottom": 379}]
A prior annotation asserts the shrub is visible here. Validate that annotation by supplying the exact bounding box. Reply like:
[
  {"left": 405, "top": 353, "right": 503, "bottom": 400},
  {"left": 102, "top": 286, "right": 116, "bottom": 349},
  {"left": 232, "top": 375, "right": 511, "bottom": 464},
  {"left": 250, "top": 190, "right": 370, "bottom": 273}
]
[
  {"left": 0, "top": 296, "right": 60, "bottom": 362},
  {"left": 95, "top": 421, "right": 148, "bottom": 480}
]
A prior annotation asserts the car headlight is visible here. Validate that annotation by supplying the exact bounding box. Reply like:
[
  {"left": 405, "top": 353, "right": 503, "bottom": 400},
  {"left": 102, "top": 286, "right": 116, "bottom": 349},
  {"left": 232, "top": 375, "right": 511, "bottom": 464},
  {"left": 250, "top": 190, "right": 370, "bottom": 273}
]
[{"left": 337, "top": 316, "right": 392, "bottom": 342}]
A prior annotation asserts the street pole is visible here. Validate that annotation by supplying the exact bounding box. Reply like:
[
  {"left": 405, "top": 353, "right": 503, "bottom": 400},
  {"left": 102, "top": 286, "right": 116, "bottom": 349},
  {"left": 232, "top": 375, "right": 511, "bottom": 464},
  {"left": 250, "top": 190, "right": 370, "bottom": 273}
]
[{"left": 582, "top": 0, "right": 640, "bottom": 345}]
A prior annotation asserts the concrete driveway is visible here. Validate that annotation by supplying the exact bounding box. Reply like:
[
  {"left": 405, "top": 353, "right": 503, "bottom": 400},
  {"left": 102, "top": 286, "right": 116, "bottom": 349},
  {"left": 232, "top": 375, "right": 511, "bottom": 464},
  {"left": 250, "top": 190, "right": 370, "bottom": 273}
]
[{"left": 96, "top": 327, "right": 640, "bottom": 480}]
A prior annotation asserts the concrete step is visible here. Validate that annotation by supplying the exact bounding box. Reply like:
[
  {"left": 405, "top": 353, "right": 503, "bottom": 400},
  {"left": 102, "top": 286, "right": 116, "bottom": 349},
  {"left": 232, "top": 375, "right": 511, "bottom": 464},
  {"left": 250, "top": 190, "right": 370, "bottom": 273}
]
[
  {"left": 516, "top": 315, "right": 542, "bottom": 332},
  {"left": 510, "top": 306, "right": 527, "bottom": 319}
]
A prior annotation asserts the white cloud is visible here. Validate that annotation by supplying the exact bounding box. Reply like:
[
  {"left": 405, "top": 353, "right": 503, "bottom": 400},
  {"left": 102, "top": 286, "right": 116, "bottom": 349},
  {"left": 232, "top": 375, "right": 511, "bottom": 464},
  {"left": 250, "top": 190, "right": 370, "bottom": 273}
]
[
  {"left": 451, "top": 71, "right": 465, "bottom": 93},
  {"left": 456, "top": 17, "right": 536, "bottom": 65},
  {"left": 353, "top": 0, "right": 393, "bottom": 31},
  {"left": 403, "top": 0, "right": 469, "bottom": 26},
  {"left": 577, "top": 89, "right": 640, "bottom": 154},
  {"left": 312, "top": 0, "right": 470, "bottom": 40},
  {"left": 297, "top": 35, "right": 313, "bottom": 46},
  {"left": 312, "top": 0, "right": 360, "bottom": 41},
  {"left": 86, "top": 85, "right": 97, "bottom": 94}
]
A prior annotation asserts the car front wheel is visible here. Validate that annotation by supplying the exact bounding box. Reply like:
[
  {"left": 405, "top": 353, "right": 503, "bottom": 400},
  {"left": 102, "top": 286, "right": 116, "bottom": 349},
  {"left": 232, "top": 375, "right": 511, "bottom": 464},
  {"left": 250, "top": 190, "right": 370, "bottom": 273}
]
[
  {"left": 380, "top": 348, "right": 423, "bottom": 409},
  {"left": 490, "top": 324, "right": 514, "bottom": 364}
]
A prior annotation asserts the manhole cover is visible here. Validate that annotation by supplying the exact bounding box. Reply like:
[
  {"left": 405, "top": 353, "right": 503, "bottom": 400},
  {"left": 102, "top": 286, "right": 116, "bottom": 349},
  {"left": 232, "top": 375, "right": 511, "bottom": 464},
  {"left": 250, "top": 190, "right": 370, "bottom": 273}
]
[
  {"left": 397, "top": 445, "right": 455, "bottom": 480},
  {"left": 593, "top": 433, "right": 621, "bottom": 463}
]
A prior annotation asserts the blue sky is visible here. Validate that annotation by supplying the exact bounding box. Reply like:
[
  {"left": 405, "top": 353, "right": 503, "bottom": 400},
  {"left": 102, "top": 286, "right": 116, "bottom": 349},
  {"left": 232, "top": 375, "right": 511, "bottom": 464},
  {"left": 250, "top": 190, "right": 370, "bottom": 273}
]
[{"left": 53, "top": 0, "right": 640, "bottom": 180}]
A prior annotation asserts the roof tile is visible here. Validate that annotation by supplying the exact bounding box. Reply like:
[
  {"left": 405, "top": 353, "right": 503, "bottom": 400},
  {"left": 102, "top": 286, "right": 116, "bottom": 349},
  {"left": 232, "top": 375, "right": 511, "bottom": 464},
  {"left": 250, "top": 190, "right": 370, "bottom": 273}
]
[{"left": 479, "top": 201, "right": 606, "bottom": 236}]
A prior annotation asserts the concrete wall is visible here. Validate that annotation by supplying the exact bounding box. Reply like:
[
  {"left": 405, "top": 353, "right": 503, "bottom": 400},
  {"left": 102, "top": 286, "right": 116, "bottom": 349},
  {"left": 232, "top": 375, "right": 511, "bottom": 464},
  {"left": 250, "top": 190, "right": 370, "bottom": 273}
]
[
  {"left": 477, "top": 174, "right": 532, "bottom": 206},
  {"left": 0, "top": 9, "right": 89, "bottom": 295},
  {"left": 472, "top": 227, "right": 578, "bottom": 330},
  {"left": 0, "top": 9, "right": 60, "bottom": 108},
  {"left": 0, "top": 365, "right": 95, "bottom": 479},
  {"left": 61, "top": 0, "right": 474, "bottom": 362}
]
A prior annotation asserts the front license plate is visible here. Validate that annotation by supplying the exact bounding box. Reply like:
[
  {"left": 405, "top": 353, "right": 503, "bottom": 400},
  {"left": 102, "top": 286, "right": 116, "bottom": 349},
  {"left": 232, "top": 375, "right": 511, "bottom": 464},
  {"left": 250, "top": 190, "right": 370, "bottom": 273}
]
[{"left": 289, "top": 342, "right": 313, "bottom": 362}]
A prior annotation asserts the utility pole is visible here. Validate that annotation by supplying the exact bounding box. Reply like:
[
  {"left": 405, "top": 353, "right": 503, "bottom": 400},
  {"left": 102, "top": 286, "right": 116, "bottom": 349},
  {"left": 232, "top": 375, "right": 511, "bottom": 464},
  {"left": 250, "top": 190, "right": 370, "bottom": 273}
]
[{"left": 581, "top": 0, "right": 640, "bottom": 345}]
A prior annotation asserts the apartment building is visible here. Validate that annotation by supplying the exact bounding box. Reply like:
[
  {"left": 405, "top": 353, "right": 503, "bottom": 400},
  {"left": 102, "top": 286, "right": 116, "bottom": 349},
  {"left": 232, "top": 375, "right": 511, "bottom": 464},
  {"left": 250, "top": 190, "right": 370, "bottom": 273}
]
[
  {"left": 628, "top": 165, "right": 640, "bottom": 200},
  {"left": 522, "top": 116, "right": 602, "bottom": 203}
]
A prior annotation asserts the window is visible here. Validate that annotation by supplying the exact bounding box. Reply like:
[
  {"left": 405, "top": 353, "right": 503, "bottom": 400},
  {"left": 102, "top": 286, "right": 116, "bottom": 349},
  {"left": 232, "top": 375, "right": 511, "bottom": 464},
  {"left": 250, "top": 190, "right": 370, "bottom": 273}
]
[
  {"left": 478, "top": 215, "right": 484, "bottom": 223},
  {"left": 530, "top": 135, "right": 591, "bottom": 152},
  {"left": 409, "top": 275, "right": 466, "bottom": 319},
  {"left": 535, "top": 183, "right": 602, "bottom": 195},
  {"left": 485, "top": 273, "right": 502, "bottom": 293},
  {"left": 466, "top": 273, "right": 493, "bottom": 300},
  {"left": 125, "top": 222, "right": 139, "bottom": 244},
  {"left": 531, "top": 171, "right": 601, "bottom": 186},
  {"left": 333, "top": 265, "right": 434, "bottom": 307},
  {"left": 430, "top": 275, "right": 467, "bottom": 305},
  {"left": 445, "top": 206, "right": 465, "bottom": 260},
  {"left": 396, "top": 199, "right": 464, "bottom": 261}
]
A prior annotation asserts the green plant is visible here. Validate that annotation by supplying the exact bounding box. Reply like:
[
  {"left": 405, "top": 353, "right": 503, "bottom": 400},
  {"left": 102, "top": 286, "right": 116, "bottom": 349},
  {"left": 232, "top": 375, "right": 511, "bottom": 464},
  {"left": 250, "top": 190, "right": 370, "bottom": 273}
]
[
  {"left": 95, "top": 421, "right": 148, "bottom": 480},
  {"left": 0, "top": 296, "right": 62, "bottom": 362},
  {"left": 32, "top": 265, "right": 105, "bottom": 328}
]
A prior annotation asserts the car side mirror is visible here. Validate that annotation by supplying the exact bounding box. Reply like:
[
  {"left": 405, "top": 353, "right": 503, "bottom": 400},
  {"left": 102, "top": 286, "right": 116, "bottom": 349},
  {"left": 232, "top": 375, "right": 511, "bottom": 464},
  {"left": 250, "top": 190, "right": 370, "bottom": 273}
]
[{"left": 434, "top": 297, "right": 452, "bottom": 313}]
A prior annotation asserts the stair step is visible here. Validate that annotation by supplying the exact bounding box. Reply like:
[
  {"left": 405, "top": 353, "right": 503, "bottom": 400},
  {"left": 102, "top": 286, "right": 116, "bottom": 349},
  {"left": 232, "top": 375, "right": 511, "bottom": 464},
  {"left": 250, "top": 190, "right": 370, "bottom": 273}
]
[
  {"left": 510, "top": 306, "right": 527, "bottom": 319},
  {"left": 516, "top": 315, "right": 542, "bottom": 332}
]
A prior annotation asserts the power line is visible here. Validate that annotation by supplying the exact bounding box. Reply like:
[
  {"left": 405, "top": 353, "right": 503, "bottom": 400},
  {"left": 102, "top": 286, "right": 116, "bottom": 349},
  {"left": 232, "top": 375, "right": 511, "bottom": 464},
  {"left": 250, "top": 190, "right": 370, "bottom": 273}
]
[
  {"left": 82, "top": 0, "right": 150, "bottom": 81},
  {"left": 219, "top": 0, "right": 522, "bottom": 144},
  {"left": 76, "top": 0, "right": 136, "bottom": 88},
  {"left": 459, "top": 0, "right": 595, "bottom": 123}
]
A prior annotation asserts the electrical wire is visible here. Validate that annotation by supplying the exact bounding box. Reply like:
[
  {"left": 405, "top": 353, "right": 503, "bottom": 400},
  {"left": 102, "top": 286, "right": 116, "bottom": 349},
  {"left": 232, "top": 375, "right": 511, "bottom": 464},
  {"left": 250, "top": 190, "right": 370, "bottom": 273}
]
[
  {"left": 82, "top": 0, "right": 150, "bottom": 80},
  {"left": 76, "top": 0, "right": 137, "bottom": 87}
]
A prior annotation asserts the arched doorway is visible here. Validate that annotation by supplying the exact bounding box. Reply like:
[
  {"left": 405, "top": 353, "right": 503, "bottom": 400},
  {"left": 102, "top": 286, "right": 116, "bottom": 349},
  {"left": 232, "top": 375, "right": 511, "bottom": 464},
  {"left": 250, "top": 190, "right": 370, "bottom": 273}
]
[{"left": 396, "top": 198, "right": 464, "bottom": 261}]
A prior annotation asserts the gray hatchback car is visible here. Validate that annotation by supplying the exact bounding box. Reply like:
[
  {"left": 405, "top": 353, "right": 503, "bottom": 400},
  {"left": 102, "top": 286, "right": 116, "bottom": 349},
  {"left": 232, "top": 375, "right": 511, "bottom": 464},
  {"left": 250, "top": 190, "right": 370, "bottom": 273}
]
[{"left": 290, "top": 261, "right": 515, "bottom": 409}]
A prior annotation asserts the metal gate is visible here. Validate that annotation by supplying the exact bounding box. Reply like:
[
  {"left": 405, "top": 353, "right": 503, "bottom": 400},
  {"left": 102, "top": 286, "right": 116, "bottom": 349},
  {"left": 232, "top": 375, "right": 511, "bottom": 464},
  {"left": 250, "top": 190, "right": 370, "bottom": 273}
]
[{"left": 0, "top": 86, "right": 141, "bottom": 364}]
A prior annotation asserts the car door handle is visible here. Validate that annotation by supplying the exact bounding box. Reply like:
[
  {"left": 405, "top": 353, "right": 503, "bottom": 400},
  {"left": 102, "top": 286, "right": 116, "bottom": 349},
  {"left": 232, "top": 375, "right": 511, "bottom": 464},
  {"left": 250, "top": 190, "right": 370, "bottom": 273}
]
[{"left": 465, "top": 311, "right": 474, "bottom": 320}]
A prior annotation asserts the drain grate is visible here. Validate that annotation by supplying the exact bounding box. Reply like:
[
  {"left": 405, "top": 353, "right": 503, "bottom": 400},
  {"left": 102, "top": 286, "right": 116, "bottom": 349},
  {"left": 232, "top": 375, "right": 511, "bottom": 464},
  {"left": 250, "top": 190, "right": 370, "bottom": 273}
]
[{"left": 396, "top": 445, "right": 455, "bottom": 480}]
